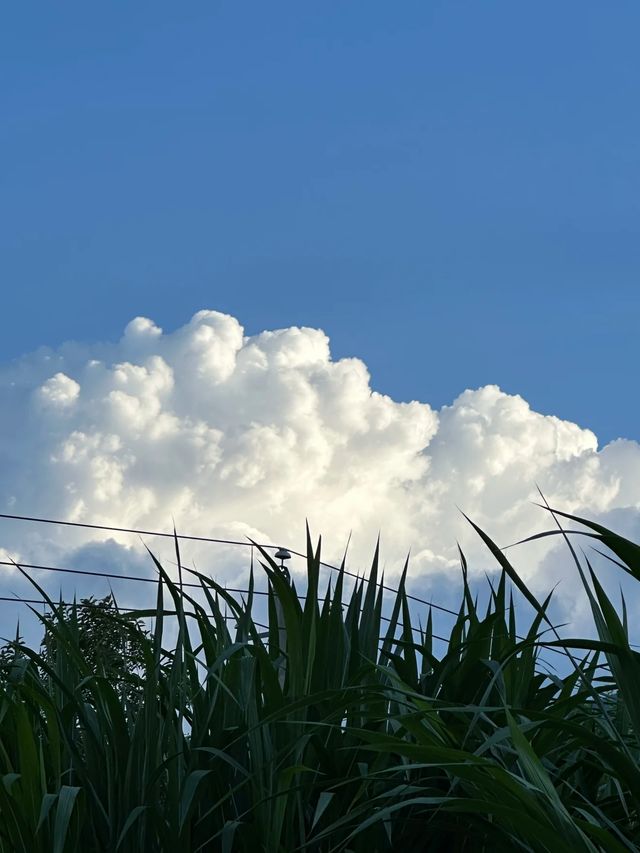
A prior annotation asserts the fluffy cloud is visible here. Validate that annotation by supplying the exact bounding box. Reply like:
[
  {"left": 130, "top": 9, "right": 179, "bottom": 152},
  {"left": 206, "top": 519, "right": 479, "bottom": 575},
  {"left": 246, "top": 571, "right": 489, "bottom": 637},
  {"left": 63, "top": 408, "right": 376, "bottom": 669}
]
[{"left": 0, "top": 309, "right": 638, "bottom": 614}]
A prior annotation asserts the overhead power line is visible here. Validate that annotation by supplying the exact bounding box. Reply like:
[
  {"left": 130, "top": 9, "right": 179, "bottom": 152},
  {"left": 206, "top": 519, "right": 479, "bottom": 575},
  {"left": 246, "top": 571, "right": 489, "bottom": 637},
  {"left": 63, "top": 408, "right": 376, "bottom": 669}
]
[
  {"left": 0, "top": 511, "right": 460, "bottom": 617},
  {"left": 1, "top": 514, "right": 583, "bottom": 658},
  {"left": 0, "top": 595, "right": 455, "bottom": 645}
]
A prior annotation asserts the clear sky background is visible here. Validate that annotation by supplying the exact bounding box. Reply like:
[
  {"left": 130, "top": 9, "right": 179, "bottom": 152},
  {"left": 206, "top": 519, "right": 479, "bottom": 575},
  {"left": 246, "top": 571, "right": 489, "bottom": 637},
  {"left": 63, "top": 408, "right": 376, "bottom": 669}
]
[{"left": 2, "top": 1, "right": 639, "bottom": 445}]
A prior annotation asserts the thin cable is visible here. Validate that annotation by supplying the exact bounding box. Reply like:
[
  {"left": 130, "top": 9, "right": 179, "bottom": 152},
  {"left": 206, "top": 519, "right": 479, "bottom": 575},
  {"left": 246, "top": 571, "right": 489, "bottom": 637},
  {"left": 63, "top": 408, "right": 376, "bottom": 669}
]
[
  {"left": 0, "top": 558, "right": 470, "bottom": 624},
  {"left": 0, "top": 549, "right": 558, "bottom": 650},
  {"left": 1, "top": 515, "right": 609, "bottom": 658},
  {"left": 0, "top": 511, "right": 459, "bottom": 617},
  {"left": 0, "top": 595, "right": 268, "bottom": 629},
  {"left": 0, "top": 594, "right": 577, "bottom": 672},
  {"left": 0, "top": 590, "right": 579, "bottom": 656},
  {"left": 0, "top": 512, "right": 252, "bottom": 547},
  {"left": 0, "top": 559, "right": 453, "bottom": 641},
  {"left": 0, "top": 595, "right": 458, "bottom": 647}
]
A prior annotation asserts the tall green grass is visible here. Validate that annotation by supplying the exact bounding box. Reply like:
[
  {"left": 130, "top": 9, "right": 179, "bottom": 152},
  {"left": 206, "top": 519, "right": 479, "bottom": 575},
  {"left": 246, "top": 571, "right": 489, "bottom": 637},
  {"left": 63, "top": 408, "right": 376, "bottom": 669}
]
[{"left": 1, "top": 511, "right": 639, "bottom": 851}]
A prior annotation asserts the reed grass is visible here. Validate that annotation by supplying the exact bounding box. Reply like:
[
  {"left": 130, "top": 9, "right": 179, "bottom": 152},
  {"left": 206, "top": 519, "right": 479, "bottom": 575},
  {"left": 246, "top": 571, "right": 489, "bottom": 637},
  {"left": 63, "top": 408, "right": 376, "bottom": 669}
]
[{"left": 1, "top": 510, "right": 639, "bottom": 852}]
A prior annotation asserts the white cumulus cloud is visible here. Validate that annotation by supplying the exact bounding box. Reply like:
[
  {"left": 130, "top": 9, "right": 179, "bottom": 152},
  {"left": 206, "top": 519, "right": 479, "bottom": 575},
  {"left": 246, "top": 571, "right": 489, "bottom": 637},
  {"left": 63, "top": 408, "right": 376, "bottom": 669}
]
[{"left": 0, "top": 309, "right": 638, "bottom": 620}]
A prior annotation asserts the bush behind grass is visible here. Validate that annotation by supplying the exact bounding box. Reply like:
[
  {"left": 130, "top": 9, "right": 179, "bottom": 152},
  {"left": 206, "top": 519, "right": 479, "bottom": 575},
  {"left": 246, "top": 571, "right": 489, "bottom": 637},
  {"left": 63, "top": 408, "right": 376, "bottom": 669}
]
[{"left": 1, "top": 509, "right": 639, "bottom": 851}]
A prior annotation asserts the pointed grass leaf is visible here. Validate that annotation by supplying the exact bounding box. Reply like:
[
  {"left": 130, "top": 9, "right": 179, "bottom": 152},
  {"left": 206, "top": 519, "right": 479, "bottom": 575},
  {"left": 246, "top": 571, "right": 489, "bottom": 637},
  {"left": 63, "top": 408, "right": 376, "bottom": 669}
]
[{"left": 53, "top": 786, "right": 81, "bottom": 853}]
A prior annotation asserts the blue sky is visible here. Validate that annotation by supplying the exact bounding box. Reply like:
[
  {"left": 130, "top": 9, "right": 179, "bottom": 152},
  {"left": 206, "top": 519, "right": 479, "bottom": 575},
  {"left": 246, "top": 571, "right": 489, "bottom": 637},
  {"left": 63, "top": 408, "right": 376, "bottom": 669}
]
[{"left": 1, "top": 2, "right": 639, "bottom": 444}]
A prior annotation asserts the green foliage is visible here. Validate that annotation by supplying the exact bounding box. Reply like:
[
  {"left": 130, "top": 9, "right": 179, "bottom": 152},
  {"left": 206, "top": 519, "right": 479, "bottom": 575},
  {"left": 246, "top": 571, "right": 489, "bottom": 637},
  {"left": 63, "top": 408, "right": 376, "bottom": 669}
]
[
  {"left": 40, "top": 594, "right": 149, "bottom": 706},
  {"left": 0, "top": 513, "right": 639, "bottom": 851}
]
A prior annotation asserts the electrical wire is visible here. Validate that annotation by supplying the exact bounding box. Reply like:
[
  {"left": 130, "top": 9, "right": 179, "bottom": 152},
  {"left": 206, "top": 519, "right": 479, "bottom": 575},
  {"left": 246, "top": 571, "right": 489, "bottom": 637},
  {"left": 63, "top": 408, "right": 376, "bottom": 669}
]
[{"left": 0, "top": 511, "right": 459, "bottom": 616}]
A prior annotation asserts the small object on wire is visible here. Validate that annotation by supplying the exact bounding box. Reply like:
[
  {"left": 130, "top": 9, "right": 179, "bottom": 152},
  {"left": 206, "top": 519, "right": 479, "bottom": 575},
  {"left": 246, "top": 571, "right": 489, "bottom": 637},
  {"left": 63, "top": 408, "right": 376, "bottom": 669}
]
[
  {"left": 274, "top": 547, "right": 292, "bottom": 583},
  {"left": 274, "top": 548, "right": 292, "bottom": 563}
]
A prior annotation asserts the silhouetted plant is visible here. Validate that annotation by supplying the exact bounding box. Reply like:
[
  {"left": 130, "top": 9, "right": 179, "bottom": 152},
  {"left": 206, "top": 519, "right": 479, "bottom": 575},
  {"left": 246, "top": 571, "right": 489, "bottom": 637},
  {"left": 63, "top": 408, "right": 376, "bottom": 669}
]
[{"left": 0, "top": 512, "right": 639, "bottom": 851}]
